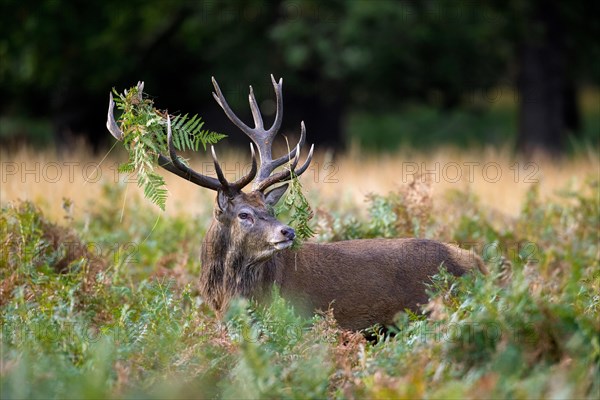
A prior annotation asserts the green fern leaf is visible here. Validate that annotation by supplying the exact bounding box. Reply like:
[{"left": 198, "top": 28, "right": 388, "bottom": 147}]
[{"left": 111, "top": 83, "right": 226, "bottom": 210}]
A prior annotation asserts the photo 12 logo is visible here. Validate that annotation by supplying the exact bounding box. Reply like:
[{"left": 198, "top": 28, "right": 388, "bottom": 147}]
[
  {"left": 2, "top": 162, "right": 104, "bottom": 184},
  {"left": 400, "top": 161, "right": 539, "bottom": 184}
]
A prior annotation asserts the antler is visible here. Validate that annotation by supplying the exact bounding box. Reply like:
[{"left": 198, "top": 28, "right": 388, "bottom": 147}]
[
  {"left": 212, "top": 75, "right": 314, "bottom": 192},
  {"left": 106, "top": 82, "right": 257, "bottom": 195}
]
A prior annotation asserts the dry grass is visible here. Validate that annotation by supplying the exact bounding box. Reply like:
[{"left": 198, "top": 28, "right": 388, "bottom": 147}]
[
  {"left": 1, "top": 143, "right": 598, "bottom": 222},
  {"left": 323, "top": 144, "right": 597, "bottom": 216}
]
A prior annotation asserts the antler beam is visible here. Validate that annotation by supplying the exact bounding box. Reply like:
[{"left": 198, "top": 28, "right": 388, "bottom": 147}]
[{"left": 106, "top": 83, "right": 257, "bottom": 195}]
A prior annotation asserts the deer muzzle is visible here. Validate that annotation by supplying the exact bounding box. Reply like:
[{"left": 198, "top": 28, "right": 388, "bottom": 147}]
[{"left": 270, "top": 226, "right": 295, "bottom": 250}]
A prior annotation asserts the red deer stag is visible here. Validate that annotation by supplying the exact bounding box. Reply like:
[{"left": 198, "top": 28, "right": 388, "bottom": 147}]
[{"left": 107, "top": 77, "right": 486, "bottom": 330}]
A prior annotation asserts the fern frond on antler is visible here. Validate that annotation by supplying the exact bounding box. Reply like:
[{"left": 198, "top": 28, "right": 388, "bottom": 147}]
[{"left": 111, "top": 83, "right": 226, "bottom": 210}]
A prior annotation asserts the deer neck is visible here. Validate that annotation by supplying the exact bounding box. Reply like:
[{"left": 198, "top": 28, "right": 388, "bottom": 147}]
[{"left": 200, "top": 221, "right": 277, "bottom": 313}]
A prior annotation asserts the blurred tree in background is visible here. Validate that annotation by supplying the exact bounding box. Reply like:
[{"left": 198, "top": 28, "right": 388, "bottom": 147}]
[{"left": 1, "top": 0, "right": 598, "bottom": 153}]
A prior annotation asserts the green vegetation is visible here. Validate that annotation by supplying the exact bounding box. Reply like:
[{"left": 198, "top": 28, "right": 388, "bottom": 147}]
[
  {"left": 347, "top": 105, "right": 517, "bottom": 152},
  {"left": 276, "top": 171, "right": 315, "bottom": 245},
  {"left": 1, "top": 177, "right": 598, "bottom": 398},
  {"left": 347, "top": 97, "right": 599, "bottom": 153}
]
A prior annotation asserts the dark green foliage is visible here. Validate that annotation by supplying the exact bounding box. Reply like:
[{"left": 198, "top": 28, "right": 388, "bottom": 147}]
[
  {"left": 2, "top": 1, "right": 598, "bottom": 153},
  {"left": 348, "top": 106, "right": 518, "bottom": 151}
]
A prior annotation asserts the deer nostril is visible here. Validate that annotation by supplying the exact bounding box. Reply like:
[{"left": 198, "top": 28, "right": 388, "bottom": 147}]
[{"left": 281, "top": 227, "right": 295, "bottom": 240}]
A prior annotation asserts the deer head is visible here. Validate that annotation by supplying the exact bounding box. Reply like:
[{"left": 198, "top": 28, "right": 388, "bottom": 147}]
[{"left": 106, "top": 76, "right": 314, "bottom": 260}]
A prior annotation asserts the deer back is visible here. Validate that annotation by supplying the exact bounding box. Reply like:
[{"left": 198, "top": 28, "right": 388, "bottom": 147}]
[{"left": 275, "top": 239, "right": 485, "bottom": 330}]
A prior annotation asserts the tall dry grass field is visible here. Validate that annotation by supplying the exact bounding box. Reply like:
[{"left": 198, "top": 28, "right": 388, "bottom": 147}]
[{"left": 1, "top": 143, "right": 597, "bottom": 223}]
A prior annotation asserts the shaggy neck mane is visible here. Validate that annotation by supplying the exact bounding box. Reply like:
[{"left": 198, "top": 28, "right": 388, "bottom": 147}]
[{"left": 200, "top": 220, "right": 276, "bottom": 314}]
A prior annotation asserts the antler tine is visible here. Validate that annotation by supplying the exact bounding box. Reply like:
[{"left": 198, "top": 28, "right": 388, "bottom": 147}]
[
  {"left": 232, "top": 143, "right": 258, "bottom": 189},
  {"left": 254, "top": 142, "right": 315, "bottom": 193},
  {"left": 293, "top": 143, "right": 315, "bottom": 176},
  {"left": 107, "top": 93, "right": 124, "bottom": 140},
  {"left": 271, "top": 120, "right": 306, "bottom": 170},
  {"left": 265, "top": 74, "right": 283, "bottom": 140},
  {"left": 210, "top": 146, "right": 229, "bottom": 188},
  {"left": 136, "top": 81, "right": 144, "bottom": 93},
  {"left": 212, "top": 77, "right": 258, "bottom": 140},
  {"left": 107, "top": 81, "right": 143, "bottom": 141},
  {"left": 248, "top": 86, "right": 264, "bottom": 130},
  {"left": 210, "top": 143, "right": 258, "bottom": 193}
]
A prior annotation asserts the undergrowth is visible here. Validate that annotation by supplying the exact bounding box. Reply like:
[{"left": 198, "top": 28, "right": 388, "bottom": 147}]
[{"left": 1, "top": 175, "right": 599, "bottom": 399}]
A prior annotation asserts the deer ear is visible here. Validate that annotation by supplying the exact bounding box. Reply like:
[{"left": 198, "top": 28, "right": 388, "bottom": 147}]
[
  {"left": 216, "top": 190, "right": 230, "bottom": 215},
  {"left": 264, "top": 184, "right": 289, "bottom": 207}
]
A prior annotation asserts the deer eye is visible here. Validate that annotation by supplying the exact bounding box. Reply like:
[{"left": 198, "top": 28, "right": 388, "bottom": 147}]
[{"left": 238, "top": 212, "right": 250, "bottom": 220}]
